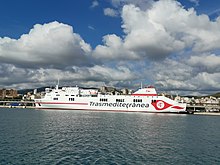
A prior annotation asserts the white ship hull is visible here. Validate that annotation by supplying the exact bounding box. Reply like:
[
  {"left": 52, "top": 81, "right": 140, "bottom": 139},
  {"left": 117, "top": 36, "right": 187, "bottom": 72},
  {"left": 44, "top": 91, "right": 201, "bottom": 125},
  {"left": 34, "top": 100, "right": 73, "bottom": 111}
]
[{"left": 35, "top": 86, "right": 187, "bottom": 113}]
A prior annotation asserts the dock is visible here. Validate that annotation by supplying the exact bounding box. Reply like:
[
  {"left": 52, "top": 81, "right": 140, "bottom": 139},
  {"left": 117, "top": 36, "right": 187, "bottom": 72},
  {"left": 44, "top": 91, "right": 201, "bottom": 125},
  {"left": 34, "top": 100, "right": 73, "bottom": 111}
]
[
  {"left": 186, "top": 104, "right": 220, "bottom": 115},
  {"left": 0, "top": 100, "right": 35, "bottom": 108},
  {"left": 193, "top": 112, "right": 220, "bottom": 116}
]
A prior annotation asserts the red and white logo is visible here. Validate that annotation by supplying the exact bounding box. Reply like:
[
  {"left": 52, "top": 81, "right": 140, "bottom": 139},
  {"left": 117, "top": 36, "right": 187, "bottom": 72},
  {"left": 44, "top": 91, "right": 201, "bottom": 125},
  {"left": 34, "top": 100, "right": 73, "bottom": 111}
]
[
  {"left": 156, "top": 101, "right": 165, "bottom": 109},
  {"left": 151, "top": 100, "right": 172, "bottom": 110}
]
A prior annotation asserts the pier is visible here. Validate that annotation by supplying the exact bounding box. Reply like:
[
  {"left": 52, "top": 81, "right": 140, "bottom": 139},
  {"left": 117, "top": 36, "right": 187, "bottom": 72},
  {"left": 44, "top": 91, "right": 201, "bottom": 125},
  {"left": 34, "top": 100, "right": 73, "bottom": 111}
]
[
  {"left": 187, "top": 104, "right": 220, "bottom": 112},
  {"left": 186, "top": 104, "right": 220, "bottom": 115},
  {"left": 0, "top": 100, "right": 35, "bottom": 108}
]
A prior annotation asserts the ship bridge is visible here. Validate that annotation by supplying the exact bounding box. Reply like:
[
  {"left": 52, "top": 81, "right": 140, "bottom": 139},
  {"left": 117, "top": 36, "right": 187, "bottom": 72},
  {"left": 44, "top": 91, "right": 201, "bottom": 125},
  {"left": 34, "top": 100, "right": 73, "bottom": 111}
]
[{"left": 131, "top": 86, "right": 157, "bottom": 96}]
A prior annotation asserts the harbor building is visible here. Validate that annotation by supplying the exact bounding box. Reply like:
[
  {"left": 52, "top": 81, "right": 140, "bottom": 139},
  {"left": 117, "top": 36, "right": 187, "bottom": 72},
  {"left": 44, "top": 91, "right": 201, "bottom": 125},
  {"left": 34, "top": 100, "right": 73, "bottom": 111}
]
[{"left": 0, "top": 89, "right": 18, "bottom": 99}]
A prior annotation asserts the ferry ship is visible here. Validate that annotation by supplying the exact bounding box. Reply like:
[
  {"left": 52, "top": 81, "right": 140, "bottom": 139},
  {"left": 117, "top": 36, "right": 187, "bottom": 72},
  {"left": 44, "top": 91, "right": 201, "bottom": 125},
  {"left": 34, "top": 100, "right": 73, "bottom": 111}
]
[{"left": 34, "top": 84, "right": 188, "bottom": 113}]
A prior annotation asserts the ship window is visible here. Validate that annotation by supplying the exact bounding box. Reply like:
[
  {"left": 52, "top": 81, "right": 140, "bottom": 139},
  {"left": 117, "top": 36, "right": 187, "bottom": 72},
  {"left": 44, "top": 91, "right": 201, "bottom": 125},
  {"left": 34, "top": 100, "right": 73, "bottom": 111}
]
[
  {"left": 100, "top": 98, "right": 108, "bottom": 102},
  {"left": 65, "top": 95, "right": 69, "bottom": 96},
  {"left": 116, "top": 99, "right": 124, "bottom": 102},
  {"left": 56, "top": 94, "right": 60, "bottom": 96},
  {"left": 71, "top": 95, "right": 75, "bottom": 96},
  {"left": 133, "top": 99, "right": 142, "bottom": 102},
  {"left": 69, "top": 98, "right": 74, "bottom": 101},
  {"left": 53, "top": 98, "right": 58, "bottom": 100}
]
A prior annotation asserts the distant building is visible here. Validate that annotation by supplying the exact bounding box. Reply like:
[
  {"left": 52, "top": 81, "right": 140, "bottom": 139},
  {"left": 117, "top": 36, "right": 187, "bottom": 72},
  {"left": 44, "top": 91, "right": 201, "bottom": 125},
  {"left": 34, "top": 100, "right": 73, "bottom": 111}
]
[
  {"left": 0, "top": 89, "right": 18, "bottom": 99},
  {"left": 100, "top": 86, "right": 116, "bottom": 94},
  {"left": 0, "top": 89, "right": 6, "bottom": 99},
  {"left": 100, "top": 86, "right": 107, "bottom": 93},
  {"left": 121, "top": 88, "right": 129, "bottom": 95}
]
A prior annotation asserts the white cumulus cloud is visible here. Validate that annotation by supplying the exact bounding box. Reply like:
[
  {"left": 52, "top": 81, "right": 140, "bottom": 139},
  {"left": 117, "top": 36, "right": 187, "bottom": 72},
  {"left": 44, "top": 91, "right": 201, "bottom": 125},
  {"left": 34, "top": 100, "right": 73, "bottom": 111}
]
[
  {"left": 0, "top": 21, "right": 92, "bottom": 68},
  {"left": 1, "top": 0, "right": 220, "bottom": 95},
  {"left": 94, "top": 0, "right": 220, "bottom": 61}
]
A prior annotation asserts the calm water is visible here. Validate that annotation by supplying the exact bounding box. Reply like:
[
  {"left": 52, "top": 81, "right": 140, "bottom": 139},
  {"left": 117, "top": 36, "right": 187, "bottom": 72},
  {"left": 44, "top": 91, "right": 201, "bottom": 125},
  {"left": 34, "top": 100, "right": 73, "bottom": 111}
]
[{"left": 0, "top": 108, "right": 219, "bottom": 165}]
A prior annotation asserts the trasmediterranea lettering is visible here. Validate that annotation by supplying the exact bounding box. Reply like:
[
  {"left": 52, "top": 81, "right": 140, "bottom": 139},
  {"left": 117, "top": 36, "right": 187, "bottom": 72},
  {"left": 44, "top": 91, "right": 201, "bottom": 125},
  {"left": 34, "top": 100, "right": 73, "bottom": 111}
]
[{"left": 90, "top": 102, "right": 149, "bottom": 108}]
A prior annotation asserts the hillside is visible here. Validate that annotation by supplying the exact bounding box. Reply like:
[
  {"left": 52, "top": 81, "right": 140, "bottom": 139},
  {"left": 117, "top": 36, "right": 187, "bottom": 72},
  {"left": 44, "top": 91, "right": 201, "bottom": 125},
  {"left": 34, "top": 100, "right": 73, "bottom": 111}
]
[{"left": 209, "top": 92, "right": 220, "bottom": 98}]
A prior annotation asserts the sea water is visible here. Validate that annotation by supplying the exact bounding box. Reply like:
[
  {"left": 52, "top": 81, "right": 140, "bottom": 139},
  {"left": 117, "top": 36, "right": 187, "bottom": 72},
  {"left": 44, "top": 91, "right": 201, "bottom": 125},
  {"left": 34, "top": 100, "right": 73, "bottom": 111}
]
[{"left": 0, "top": 108, "right": 219, "bottom": 165}]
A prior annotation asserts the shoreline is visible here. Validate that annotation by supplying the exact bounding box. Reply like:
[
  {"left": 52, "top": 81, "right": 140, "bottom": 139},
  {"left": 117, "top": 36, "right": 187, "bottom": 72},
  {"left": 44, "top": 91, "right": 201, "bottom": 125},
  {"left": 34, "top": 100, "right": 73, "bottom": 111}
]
[
  {"left": 0, "top": 105, "right": 35, "bottom": 109},
  {"left": 193, "top": 112, "right": 220, "bottom": 116}
]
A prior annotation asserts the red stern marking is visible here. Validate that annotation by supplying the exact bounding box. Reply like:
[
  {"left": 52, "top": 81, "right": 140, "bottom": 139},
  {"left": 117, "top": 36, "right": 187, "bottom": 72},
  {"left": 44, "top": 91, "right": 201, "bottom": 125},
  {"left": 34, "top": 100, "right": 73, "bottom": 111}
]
[
  {"left": 171, "top": 106, "right": 184, "bottom": 109},
  {"left": 151, "top": 100, "right": 172, "bottom": 110}
]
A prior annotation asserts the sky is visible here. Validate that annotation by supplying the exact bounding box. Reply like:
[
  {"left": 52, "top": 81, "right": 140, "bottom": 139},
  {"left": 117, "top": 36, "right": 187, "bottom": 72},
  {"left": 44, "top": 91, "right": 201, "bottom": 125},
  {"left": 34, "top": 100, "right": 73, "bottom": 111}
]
[{"left": 0, "top": 0, "right": 220, "bottom": 95}]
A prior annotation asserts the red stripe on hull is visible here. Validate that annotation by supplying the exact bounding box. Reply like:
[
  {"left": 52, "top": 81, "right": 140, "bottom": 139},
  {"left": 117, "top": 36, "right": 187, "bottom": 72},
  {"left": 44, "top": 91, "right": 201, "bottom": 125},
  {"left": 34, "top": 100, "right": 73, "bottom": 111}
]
[
  {"left": 36, "top": 102, "right": 88, "bottom": 105},
  {"left": 171, "top": 106, "right": 184, "bottom": 109},
  {"left": 131, "top": 94, "right": 157, "bottom": 96}
]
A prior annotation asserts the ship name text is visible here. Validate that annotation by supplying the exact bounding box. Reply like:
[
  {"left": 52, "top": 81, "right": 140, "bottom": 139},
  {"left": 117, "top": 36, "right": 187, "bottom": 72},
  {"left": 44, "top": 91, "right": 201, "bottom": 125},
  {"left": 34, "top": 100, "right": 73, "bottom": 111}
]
[{"left": 90, "top": 102, "right": 149, "bottom": 108}]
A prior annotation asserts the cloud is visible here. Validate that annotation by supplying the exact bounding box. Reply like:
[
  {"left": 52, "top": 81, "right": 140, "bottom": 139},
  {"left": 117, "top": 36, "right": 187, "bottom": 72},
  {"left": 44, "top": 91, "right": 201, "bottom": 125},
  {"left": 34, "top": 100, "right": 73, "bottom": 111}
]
[
  {"left": 188, "top": 54, "right": 220, "bottom": 73},
  {"left": 152, "top": 59, "right": 195, "bottom": 90},
  {"left": 0, "top": 21, "right": 92, "bottom": 69},
  {"left": 88, "top": 25, "right": 95, "bottom": 30},
  {"left": 94, "top": 0, "right": 220, "bottom": 61},
  {"left": 90, "top": 0, "right": 99, "bottom": 8},
  {"left": 208, "top": 8, "right": 220, "bottom": 18},
  {"left": 1, "top": 0, "right": 220, "bottom": 95},
  {"left": 144, "top": 0, "right": 220, "bottom": 52},
  {"left": 152, "top": 58, "right": 220, "bottom": 95},
  {"left": 191, "top": 72, "right": 220, "bottom": 91},
  {"left": 104, "top": 8, "right": 119, "bottom": 17},
  {"left": 189, "top": 0, "right": 199, "bottom": 6},
  {"left": 94, "top": 1, "right": 188, "bottom": 61},
  {"left": 110, "top": 0, "right": 154, "bottom": 10},
  {"left": 0, "top": 64, "right": 137, "bottom": 89},
  {"left": 93, "top": 34, "right": 138, "bottom": 60},
  {"left": 92, "top": 0, "right": 220, "bottom": 94}
]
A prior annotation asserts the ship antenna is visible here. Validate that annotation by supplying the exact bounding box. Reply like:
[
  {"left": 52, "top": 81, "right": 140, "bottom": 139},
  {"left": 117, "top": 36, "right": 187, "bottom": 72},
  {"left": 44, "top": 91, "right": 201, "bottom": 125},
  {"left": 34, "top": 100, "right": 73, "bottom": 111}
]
[
  {"left": 56, "top": 78, "right": 59, "bottom": 90},
  {"left": 141, "top": 82, "right": 143, "bottom": 89}
]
